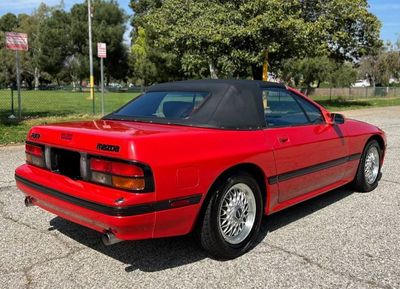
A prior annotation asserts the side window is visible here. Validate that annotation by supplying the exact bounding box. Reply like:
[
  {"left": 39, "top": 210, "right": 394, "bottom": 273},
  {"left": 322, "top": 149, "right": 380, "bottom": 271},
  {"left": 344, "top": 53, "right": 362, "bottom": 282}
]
[
  {"left": 262, "top": 89, "right": 309, "bottom": 127},
  {"left": 294, "top": 94, "right": 324, "bottom": 124}
]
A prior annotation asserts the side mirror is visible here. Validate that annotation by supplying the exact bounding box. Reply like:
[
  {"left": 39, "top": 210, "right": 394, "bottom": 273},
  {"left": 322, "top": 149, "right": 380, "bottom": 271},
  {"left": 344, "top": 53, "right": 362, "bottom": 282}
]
[{"left": 331, "top": 113, "right": 345, "bottom": 125}]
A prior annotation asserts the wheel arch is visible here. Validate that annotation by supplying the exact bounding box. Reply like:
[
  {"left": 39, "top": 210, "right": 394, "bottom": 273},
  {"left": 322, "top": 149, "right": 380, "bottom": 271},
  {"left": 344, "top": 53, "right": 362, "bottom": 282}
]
[
  {"left": 193, "top": 163, "right": 267, "bottom": 233},
  {"left": 367, "top": 134, "right": 386, "bottom": 161},
  {"left": 368, "top": 134, "right": 385, "bottom": 150}
]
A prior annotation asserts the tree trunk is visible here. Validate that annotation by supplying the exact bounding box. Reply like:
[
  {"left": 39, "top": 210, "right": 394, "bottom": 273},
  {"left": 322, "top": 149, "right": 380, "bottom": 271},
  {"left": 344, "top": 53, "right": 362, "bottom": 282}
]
[
  {"left": 305, "top": 83, "right": 312, "bottom": 96},
  {"left": 369, "top": 75, "right": 376, "bottom": 87},
  {"left": 209, "top": 62, "right": 218, "bottom": 79},
  {"left": 34, "top": 67, "right": 40, "bottom": 90},
  {"left": 252, "top": 64, "right": 263, "bottom": 80}
]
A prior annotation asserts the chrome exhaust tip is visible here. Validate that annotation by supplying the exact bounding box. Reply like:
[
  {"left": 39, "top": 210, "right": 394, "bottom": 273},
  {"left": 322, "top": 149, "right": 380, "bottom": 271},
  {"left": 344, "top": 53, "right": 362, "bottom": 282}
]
[
  {"left": 102, "top": 231, "right": 122, "bottom": 246},
  {"left": 24, "top": 196, "right": 34, "bottom": 207}
]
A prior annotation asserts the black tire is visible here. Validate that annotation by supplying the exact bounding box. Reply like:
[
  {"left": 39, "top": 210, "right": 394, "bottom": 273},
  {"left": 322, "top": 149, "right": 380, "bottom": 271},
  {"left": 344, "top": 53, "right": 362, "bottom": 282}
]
[
  {"left": 352, "top": 140, "right": 382, "bottom": 192},
  {"left": 198, "top": 173, "right": 263, "bottom": 259}
]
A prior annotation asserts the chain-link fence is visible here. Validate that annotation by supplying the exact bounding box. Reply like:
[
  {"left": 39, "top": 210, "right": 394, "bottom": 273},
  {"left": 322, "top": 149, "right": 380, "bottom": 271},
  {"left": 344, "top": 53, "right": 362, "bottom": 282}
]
[
  {"left": 1, "top": 86, "right": 399, "bottom": 121},
  {"left": 0, "top": 86, "right": 141, "bottom": 120},
  {"left": 307, "top": 87, "right": 400, "bottom": 100}
]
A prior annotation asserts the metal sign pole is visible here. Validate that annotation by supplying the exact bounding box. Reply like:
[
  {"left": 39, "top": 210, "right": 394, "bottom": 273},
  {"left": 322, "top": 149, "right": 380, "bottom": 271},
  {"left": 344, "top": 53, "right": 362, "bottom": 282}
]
[
  {"left": 100, "top": 58, "right": 104, "bottom": 115},
  {"left": 9, "top": 87, "right": 15, "bottom": 118},
  {"left": 15, "top": 50, "right": 22, "bottom": 119},
  {"left": 88, "top": 0, "right": 95, "bottom": 110},
  {"left": 97, "top": 42, "right": 107, "bottom": 115}
]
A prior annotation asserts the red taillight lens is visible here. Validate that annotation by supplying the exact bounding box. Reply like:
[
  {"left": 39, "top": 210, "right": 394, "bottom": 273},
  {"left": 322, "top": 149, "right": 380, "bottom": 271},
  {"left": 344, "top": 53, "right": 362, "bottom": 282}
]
[
  {"left": 90, "top": 158, "right": 144, "bottom": 177},
  {"left": 111, "top": 162, "right": 144, "bottom": 177},
  {"left": 90, "top": 158, "right": 112, "bottom": 172},
  {"left": 89, "top": 158, "right": 146, "bottom": 191},
  {"left": 25, "top": 143, "right": 45, "bottom": 168},
  {"left": 26, "top": 143, "right": 43, "bottom": 157}
]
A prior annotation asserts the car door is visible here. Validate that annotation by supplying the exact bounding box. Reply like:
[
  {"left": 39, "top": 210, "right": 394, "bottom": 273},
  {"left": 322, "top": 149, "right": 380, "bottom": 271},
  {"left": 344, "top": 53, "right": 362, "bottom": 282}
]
[{"left": 262, "top": 88, "right": 348, "bottom": 203}]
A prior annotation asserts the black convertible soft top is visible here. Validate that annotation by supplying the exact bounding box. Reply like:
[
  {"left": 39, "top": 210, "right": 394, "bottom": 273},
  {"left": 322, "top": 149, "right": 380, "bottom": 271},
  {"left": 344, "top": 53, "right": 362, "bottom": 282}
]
[{"left": 106, "top": 79, "right": 286, "bottom": 130}]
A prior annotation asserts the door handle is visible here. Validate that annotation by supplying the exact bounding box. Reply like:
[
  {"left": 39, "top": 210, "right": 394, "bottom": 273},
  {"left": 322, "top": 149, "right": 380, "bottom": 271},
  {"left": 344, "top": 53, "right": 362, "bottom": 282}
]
[{"left": 278, "top": 136, "right": 289, "bottom": 143}]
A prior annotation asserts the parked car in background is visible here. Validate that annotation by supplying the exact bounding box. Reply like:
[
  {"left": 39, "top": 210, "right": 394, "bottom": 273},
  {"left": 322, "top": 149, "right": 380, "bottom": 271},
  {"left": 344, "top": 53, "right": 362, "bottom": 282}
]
[
  {"left": 16, "top": 80, "right": 386, "bottom": 259},
  {"left": 352, "top": 79, "right": 370, "bottom": 87}
]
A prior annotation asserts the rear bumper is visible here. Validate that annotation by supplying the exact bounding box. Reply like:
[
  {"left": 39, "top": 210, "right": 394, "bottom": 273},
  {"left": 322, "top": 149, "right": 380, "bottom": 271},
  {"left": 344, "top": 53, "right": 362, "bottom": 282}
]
[{"left": 15, "top": 165, "right": 202, "bottom": 241}]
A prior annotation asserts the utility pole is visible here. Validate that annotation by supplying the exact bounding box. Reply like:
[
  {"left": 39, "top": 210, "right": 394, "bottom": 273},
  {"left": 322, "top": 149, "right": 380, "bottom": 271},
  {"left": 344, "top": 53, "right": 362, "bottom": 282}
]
[
  {"left": 262, "top": 49, "right": 268, "bottom": 81},
  {"left": 87, "top": 0, "right": 95, "bottom": 113}
]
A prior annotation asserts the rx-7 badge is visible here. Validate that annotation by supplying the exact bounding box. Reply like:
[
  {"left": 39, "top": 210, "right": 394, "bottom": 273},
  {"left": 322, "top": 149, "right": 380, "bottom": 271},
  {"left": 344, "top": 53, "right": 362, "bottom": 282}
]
[
  {"left": 30, "top": 133, "right": 40, "bottom": 139},
  {"left": 60, "top": 133, "right": 73, "bottom": 141}
]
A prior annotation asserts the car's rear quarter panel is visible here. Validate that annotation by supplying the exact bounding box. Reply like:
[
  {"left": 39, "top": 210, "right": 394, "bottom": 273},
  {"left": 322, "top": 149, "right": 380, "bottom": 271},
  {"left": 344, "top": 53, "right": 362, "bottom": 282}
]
[{"left": 131, "top": 129, "right": 277, "bottom": 237}]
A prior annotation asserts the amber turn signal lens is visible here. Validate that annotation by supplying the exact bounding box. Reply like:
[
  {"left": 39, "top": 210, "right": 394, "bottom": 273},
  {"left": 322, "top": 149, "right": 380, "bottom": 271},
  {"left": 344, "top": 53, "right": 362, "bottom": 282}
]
[{"left": 112, "top": 176, "right": 145, "bottom": 191}]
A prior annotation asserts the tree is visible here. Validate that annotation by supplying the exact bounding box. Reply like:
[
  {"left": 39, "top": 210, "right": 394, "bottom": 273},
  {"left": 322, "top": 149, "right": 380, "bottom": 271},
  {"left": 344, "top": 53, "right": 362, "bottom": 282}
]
[
  {"left": 281, "top": 57, "right": 357, "bottom": 90},
  {"left": 0, "top": 13, "right": 18, "bottom": 31},
  {"left": 135, "top": 0, "right": 382, "bottom": 80},
  {"left": 129, "top": 0, "right": 184, "bottom": 83},
  {"left": 329, "top": 63, "right": 358, "bottom": 88},
  {"left": 281, "top": 56, "right": 334, "bottom": 91},
  {"left": 359, "top": 48, "right": 400, "bottom": 87},
  {"left": 17, "top": 4, "right": 52, "bottom": 89},
  {"left": 70, "top": 0, "right": 129, "bottom": 84},
  {"left": 130, "top": 26, "right": 157, "bottom": 88},
  {"left": 37, "top": 9, "right": 72, "bottom": 84},
  {"left": 129, "top": 0, "right": 163, "bottom": 31}
]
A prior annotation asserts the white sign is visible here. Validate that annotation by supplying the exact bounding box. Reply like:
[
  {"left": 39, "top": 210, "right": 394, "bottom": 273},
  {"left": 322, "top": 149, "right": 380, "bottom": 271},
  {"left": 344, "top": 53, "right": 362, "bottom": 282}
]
[
  {"left": 5, "top": 32, "right": 28, "bottom": 51},
  {"left": 97, "top": 42, "right": 107, "bottom": 58}
]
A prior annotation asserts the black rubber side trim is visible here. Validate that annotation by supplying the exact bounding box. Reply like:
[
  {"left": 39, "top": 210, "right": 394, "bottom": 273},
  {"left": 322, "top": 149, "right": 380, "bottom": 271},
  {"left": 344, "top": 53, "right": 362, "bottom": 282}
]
[
  {"left": 15, "top": 175, "right": 201, "bottom": 217},
  {"left": 268, "top": 153, "right": 361, "bottom": 185}
]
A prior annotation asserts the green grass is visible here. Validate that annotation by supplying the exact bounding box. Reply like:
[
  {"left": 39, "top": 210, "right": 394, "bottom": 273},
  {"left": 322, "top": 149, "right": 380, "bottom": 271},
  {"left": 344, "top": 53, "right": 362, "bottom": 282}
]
[
  {"left": 0, "top": 114, "right": 98, "bottom": 144},
  {"left": 0, "top": 89, "right": 139, "bottom": 144},
  {"left": 0, "top": 89, "right": 139, "bottom": 119},
  {"left": 1, "top": 89, "right": 399, "bottom": 145}
]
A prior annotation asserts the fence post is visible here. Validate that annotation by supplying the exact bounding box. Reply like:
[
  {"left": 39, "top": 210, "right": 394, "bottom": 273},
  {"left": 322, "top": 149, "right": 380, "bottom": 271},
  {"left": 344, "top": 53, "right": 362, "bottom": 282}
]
[
  {"left": 329, "top": 87, "right": 332, "bottom": 102},
  {"left": 365, "top": 87, "right": 368, "bottom": 98},
  {"left": 8, "top": 87, "right": 16, "bottom": 118},
  {"left": 349, "top": 87, "right": 352, "bottom": 99}
]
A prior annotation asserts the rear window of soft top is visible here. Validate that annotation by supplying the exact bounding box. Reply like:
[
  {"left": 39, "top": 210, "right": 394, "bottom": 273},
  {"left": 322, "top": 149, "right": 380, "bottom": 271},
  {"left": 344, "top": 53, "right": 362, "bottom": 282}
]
[{"left": 113, "top": 91, "right": 209, "bottom": 119}]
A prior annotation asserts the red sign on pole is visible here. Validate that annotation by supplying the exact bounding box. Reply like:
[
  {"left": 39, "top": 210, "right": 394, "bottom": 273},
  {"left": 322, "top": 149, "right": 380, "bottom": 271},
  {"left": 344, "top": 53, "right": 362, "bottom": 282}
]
[
  {"left": 97, "top": 43, "right": 107, "bottom": 58},
  {"left": 5, "top": 32, "right": 28, "bottom": 51}
]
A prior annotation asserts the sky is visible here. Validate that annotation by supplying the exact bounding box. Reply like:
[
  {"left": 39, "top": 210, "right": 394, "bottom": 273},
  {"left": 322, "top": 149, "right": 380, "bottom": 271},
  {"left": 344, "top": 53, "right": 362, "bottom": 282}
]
[{"left": 0, "top": 0, "right": 399, "bottom": 45}]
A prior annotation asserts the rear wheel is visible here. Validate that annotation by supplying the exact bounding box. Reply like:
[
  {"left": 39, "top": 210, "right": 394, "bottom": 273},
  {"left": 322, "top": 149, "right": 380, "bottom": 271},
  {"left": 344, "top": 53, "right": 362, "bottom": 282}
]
[
  {"left": 198, "top": 173, "right": 263, "bottom": 259},
  {"left": 352, "top": 140, "right": 382, "bottom": 192}
]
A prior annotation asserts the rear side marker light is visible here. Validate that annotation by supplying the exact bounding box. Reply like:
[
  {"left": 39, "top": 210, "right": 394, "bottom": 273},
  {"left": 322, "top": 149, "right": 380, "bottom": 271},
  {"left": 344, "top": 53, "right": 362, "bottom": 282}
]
[{"left": 170, "top": 199, "right": 191, "bottom": 208}]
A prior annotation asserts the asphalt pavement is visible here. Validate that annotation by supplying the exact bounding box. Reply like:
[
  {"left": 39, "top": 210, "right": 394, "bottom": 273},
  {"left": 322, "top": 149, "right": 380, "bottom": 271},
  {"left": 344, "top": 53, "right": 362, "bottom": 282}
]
[{"left": 1, "top": 106, "right": 399, "bottom": 289}]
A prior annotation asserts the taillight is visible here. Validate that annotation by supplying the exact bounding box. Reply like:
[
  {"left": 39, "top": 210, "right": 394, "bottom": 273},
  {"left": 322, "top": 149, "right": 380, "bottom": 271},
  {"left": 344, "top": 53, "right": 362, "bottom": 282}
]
[
  {"left": 25, "top": 143, "right": 45, "bottom": 168},
  {"left": 89, "top": 158, "right": 146, "bottom": 191}
]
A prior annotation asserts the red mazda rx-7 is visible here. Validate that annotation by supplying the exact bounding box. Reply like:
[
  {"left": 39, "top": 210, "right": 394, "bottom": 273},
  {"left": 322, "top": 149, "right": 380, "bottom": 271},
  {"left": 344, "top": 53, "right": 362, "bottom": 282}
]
[{"left": 15, "top": 80, "right": 386, "bottom": 259}]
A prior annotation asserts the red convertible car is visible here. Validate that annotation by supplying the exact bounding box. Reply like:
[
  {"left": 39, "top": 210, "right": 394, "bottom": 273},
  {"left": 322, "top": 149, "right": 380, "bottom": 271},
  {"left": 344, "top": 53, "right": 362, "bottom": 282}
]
[{"left": 15, "top": 80, "right": 386, "bottom": 259}]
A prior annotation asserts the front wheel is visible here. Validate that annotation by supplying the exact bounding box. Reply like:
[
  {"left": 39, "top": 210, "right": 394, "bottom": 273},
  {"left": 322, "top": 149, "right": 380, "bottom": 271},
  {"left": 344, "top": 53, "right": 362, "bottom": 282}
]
[
  {"left": 352, "top": 140, "right": 382, "bottom": 192},
  {"left": 198, "top": 173, "right": 263, "bottom": 259}
]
